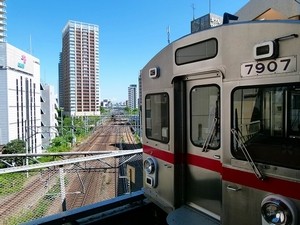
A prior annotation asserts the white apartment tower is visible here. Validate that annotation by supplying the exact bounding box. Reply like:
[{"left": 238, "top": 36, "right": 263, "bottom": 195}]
[
  {"left": 60, "top": 21, "right": 100, "bottom": 116},
  {"left": 0, "top": 0, "right": 6, "bottom": 43},
  {"left": 128, "top": 84, "right": 137, "bottom": 110}
]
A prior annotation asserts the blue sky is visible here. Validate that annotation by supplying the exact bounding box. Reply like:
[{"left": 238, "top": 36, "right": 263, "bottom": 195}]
[{"left": 7, "top": 0, "right": 248, "bottom": 103}]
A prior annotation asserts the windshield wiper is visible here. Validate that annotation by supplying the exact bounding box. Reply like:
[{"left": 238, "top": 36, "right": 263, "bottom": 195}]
[
  {"left": 231, "top": 128, "right": 265, "bottom": 180},
  {"left": 202, "top": 117, "right": 218, "bottom": 152}
]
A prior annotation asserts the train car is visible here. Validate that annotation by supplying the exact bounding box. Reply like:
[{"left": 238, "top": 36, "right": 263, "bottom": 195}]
[{"left": 141, "top": 19, "right": 300, "bottom": 225}]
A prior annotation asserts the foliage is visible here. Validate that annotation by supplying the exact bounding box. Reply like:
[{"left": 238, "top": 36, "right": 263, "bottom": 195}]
[
  {"left": 100, "top": 106, "right": 106, "bottom": 114},
  {"left": 124, "top": 107, "right": 139, "bottom": 115},
  {"left": 2, "top": 139, "right": 26, "bottom": 154},
  {"left": 48, "top": 136, "right": 71, "bottom": 152},
  {"left": 5, "top": 181, "right": 61, "bottom": 225},
  {"left": 0, "top": 173, "right": 26, "bottom": 196},
  {"left": 39, "top": 136, "right": 71, "bottom": 163},
  {"left": 1, "top": 139, "right": 26, "bottom": 167},
  {"left": 63, "top": 116, "right": 72, "bottom": 127},
  {"left": 40, "top": 115, "right": 101, "bottom": 162},
  {"left": 134, "top": 134, "right": 142, "bottom": 146}
]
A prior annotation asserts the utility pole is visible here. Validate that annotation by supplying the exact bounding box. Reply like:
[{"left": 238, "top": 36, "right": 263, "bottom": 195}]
[
  {"left": 25, "top": 120, "right": 29, "bottom": 178},
  {"left": 71, "top": 116, "right": 75, "bottom": 146},
  {"left": 60, "top": 107, "right": 64, "bottom": 136},
  {"left": 191, "top": 3, "right": 195, "bottom": 20},
  {"left": 167, "top": 26, "right": 170, "bottom": 44},
  {"left": 59, "top": 165, "right": 67, "bottom": 211}
]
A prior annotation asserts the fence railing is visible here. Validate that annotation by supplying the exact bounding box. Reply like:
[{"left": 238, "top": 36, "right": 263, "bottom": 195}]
[{"left": 0, "top": 150, "right": 143, "bottom": 225}]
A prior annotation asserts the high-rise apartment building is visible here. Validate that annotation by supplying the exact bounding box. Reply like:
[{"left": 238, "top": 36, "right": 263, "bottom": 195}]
[
  {"left": 0, "top": 0, "right": 42, "bottom": 153},
  {"left": 128, "top": 84, "right": 137, "bottom": 110},
  {"left": 59, "top": 21, "right": 100, "bottom": 116},
  {"left": 0, "top": 0, "right": 6, "bottom": 43}
]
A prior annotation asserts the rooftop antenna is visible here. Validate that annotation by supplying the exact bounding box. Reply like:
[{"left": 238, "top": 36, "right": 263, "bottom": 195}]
[
  {"left": 208, "top": 0, "right": 212, "bottom": 13},
  {"left": 167, "top": 26, "right": 170, "bottom": 44},
  {"left": 191, "top": 3, "right": 196, "bottom": 20}
]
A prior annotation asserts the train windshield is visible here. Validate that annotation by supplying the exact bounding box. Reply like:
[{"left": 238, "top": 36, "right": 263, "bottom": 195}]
[
  {"left": 145, "top": 93, "right": 169, "bottom": 143},
  {"left": 231, "top": 84, "right": 300, "bottom": 169}
]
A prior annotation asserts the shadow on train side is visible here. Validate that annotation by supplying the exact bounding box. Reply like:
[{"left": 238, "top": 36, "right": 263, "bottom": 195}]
[{"left": 23, "top": 190, "right": 168, "bottom": 225}]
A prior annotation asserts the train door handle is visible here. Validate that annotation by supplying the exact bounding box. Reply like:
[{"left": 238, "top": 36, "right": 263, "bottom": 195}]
[
  {"left": 227, "top": 185, "right": 241, "bottom": 192},
  {"left": 164, "top": 164, "right": 172, "bottom": 168},
  {"left": 213, "top": 155, "right": 221, "bottom": 159}
]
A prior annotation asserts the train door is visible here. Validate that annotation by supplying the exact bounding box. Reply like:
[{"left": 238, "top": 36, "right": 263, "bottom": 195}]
[{"left": 185, "top": 74, "right": 222, "bottom": 219}]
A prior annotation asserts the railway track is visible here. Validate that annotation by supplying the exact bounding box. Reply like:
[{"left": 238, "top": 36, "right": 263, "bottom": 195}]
[
  {"left": 0, "top": 119, "right": 141, "bottom": 222},
  {"left": 65, "top": 120, "right": 139, "bottom": 210},
  {"left": 0, "top": 170, "right": 56, "bottom": 217}
]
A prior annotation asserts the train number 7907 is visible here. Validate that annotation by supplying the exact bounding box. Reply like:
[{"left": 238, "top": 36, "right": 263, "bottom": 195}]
[{"left": 241, "top": 56, "right": 296, "bottom": 77}]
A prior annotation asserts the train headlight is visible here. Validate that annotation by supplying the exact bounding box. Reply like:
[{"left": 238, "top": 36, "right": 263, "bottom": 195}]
[
  {"left": 144, "top": 157, "right": 158, "bottom": 187},
  {"left": 261, "top": 195, "right": 298, "bottom": 225},
  {"left": 144, "top": 157, "right": 155, "bottom": 174}
]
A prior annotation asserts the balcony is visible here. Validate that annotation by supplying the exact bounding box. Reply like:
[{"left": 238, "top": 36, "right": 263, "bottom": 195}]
[{"left": 0, "top": 2, "right": 7, "bottom": 7}]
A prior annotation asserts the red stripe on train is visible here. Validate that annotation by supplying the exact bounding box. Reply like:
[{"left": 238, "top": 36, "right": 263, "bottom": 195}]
[
  {"left": 186, "top": 153, "right": 222, "bottom": 173},
  {"left": 143, "top": 145, "right": 175, "bottom": 164},
  {"left": 143, "top": 144, "right": 300, "bottom": 200},
  {"left": 222, "top": 167, "right": 300, "bottom": 200},
  {"left": 143, "top": 144, "right": 222, "bottom": 171}
]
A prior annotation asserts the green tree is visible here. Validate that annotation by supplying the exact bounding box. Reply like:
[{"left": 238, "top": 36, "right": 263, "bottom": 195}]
[
  {"left": 100, "top": 106, "right": 106, "bottom": 114},
  {"left": 124, "top": 107, "right": 138, "bottom": 115},
  {"left": 124, "top": 106, "right": 130, "bottom": 113},
  {"left": 1, "top": 139, "right": 26, "bottom": 167},
  {"left": 3, "top": 139, "right": 26, "bottom": 154},
  {"left": 48, "top": 136, "right": 71, "bottom": 152}
]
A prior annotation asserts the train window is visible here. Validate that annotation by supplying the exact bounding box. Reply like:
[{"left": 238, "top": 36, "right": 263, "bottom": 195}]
[
  {"left": 175, "top": 38, "right": 217, "bottom": 65},
  {"left": 145, "top": 93, "right": 169, "bottom": 143},
  {"left": 231, "top": 84, "right": 300, "bottom": 169},
  {"left": 190, "top": 85, "right": 220, "bottom": 150}
]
